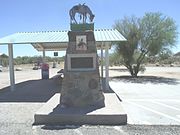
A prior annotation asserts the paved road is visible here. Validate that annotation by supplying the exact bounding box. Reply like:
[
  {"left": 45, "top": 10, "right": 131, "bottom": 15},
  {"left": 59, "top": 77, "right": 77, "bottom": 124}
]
[{"left": 110, "top": 78, "right": 180, "bottom": 125}]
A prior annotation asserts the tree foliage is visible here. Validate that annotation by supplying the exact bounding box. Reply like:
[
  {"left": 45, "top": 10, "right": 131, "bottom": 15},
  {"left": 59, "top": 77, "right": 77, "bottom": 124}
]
[
  {"left": 14, "top": 56, "right": 64, "bottom": 65},
  {"left": 0, "top": 54, "right": 9, "bottom": 66},
  {"left": 109, "top": 52, "right": 122, "bottom": 66},
  {"left": 140, "top": 13, "right": 177, "bottom": 56},
  {"left": 0, "top": 55, "right": 64, "bottom": 66},
  {"left": 114, "top": 12, "right": 178, "bottom": 77}
]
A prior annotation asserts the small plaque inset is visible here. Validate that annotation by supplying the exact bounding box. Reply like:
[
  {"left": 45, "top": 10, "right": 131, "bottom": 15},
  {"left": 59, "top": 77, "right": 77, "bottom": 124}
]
[{"left": 76, "top": 35, "right": 87, "bottom": 51}]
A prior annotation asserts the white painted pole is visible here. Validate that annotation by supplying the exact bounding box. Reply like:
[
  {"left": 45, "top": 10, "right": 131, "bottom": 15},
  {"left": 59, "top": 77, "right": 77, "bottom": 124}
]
[
  {"left": 105, "top": 44, "right": 109, "bottom": 91},
  {"left": 8, "top": 44, "right": 15, "bottom": 91},
  {"left": 101, "top": 43, "right": 104, "bottom": 78}
]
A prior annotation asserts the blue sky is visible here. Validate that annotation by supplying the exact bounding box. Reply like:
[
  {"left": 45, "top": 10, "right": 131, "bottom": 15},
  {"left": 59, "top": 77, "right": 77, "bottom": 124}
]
[{"left": 0, "top": 0, "right": 180, "bottom": 57}]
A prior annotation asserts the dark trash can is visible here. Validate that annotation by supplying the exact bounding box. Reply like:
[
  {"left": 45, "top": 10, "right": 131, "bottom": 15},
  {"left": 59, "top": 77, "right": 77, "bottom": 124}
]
[
  {"left": 52, "top": 62, "right": 57, "bottom": 68},
  {"left": 41, "top": 63, "right": 49, "bottom": 79}
]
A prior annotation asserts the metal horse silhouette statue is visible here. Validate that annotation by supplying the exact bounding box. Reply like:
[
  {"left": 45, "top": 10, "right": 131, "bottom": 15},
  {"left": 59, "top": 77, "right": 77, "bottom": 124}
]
[{"left": 69, "top": 3, "right": 95, "bottom": 24}]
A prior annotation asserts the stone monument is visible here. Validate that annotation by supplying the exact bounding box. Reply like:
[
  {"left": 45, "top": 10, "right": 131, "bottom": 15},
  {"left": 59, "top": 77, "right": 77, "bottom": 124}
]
[
  {"left": 60, "top": 4, "right": 105, "bottom": 107},
  {"left": 34, "top": 4, "right": 127, "bottom": 125}
]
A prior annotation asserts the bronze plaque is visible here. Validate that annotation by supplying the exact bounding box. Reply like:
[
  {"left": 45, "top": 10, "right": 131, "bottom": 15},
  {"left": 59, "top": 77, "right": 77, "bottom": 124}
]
[{"left": 71, "top": 57, "right": 93, "bottom": 69}]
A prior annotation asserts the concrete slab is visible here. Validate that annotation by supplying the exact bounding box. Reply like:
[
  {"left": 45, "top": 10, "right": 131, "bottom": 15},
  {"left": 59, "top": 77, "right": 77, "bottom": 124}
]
[
  {"left": 34, "top": 93, "right": 127, "bottom": 125},
  {"left": 110, "top": 80, "right": 180, "bottom": 125}
]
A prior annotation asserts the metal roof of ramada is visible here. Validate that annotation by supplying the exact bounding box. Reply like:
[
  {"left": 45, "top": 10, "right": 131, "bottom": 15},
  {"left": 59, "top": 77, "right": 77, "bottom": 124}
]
[{"left": 0, "top": 29, "right": 126, "bottom": 51}]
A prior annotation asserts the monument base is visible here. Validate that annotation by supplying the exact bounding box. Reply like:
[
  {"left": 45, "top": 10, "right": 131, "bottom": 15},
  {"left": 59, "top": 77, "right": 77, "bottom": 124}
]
[{"left": 34, "top": 93, "right": 127, "bottom": 125}]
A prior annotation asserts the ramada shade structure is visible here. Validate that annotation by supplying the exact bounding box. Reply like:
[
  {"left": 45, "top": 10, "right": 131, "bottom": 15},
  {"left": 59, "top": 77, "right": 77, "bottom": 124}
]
[{"left": 0, "top": 29, "right": 126, "bottom": 91}]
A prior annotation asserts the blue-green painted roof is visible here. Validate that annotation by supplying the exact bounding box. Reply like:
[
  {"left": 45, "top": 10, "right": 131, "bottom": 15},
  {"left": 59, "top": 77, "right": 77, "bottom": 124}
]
[
  {"left": 0, "top": 31, "right": 69, "bottom": 44},
  {"left": 0, "top": 29, "right": 126, "bottom": 51}
]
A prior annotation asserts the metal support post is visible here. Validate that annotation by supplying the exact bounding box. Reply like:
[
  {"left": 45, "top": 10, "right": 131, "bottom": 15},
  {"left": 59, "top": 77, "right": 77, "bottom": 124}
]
[
  {"left": 105, "top": 44, "right": 109, "bottom": 91},
  {"left": 8, "top": 44, "right": 15, "bottom": 91}
]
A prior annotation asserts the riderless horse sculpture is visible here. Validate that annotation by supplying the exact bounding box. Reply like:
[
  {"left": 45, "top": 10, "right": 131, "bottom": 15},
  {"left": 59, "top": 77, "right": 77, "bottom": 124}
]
[{"left": 69, "top": 4, "right": 95, "bottom": 24}]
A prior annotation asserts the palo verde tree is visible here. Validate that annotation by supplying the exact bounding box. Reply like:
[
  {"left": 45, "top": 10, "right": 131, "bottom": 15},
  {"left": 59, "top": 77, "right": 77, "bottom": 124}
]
[{"left": 114, "top": 12, "right": 178, "bottom": 77}]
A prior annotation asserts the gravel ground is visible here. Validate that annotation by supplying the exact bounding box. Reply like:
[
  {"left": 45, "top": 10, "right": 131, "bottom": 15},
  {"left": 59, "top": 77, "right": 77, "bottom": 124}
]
[
  {"left": 0, "top": 103, "right": 42, "bottom": 135},
  {"left": 1, "top": 123, "right": 180, "bottom": 135}
]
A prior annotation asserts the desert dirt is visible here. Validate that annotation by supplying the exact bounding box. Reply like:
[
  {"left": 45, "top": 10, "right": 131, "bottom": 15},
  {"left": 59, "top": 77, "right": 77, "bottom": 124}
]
[
  {"left": 0, "top": 64, "right": 180, "bottom": 90},
  {"left": 109, "top": 66, "right": 180, "bottom": 79}
]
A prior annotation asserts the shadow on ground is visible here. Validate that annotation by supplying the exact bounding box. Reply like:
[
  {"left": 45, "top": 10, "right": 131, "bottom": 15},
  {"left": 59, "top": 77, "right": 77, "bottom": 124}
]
[
  {"left": 109, "top": 68, "right": 128, "bottom": 72},
  {"left": 110, "top": 76, "right": 179, "bottom": 85},
  {"left": 0, "top": 79, "right": 62, "bottom": 102},
  {"left": 41, "top": 125, "right": 81, "bottom": 130},
  {"left": 101, "top": 78, "right": 114, "bottom": 93}
]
